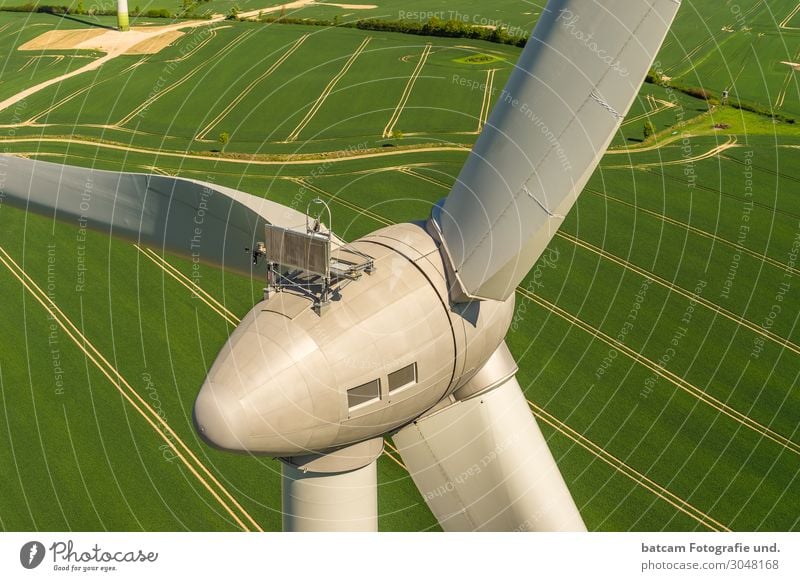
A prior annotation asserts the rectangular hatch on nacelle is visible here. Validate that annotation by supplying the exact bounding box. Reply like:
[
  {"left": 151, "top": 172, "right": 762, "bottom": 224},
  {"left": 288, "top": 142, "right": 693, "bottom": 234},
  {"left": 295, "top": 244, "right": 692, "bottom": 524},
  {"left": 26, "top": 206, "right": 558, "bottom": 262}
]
[{"left": 255, "top": 199, "right": 375, "bottom": 315}]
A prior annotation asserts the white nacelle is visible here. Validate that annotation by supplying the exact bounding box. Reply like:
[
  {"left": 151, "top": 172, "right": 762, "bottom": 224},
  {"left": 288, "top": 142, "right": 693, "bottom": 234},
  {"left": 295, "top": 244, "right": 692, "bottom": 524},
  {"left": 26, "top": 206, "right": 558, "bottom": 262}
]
[{"left": 194, "top": 222, "right": 514, "bottom": 457}]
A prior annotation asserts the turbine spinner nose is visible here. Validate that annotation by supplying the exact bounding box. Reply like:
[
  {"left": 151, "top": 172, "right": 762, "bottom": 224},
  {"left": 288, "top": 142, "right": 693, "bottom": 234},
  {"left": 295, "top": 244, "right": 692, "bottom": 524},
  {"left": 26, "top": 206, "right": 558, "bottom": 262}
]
[
  {"left": 191, "top": 298, "right": 340, "bottom": 457},
  {"left": 193, "top": 381, "right": 249, "bottom": 451}
]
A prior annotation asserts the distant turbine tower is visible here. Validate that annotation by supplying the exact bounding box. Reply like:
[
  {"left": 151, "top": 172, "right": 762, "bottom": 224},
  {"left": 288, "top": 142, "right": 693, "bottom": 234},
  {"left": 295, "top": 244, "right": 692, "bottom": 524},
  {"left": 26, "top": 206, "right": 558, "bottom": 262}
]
[{"left": 117, "top": 0, "right": 129, "bottom": 31}]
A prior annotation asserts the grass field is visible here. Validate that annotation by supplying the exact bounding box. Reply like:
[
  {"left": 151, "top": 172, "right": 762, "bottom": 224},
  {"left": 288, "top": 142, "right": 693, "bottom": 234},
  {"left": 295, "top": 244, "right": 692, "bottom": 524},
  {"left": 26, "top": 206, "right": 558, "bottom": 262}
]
[
  {"left": 0, "top": 20, "right": 519, "bottom": 153},
  {"left": 655, "top": 0, "right": 800, "bottom": 116},
  {"left": 0, "top": 12, "right": 111, "bottom": 103},
  {"left": 0, "top": 0, "right": 541, "bottom": 31},
  {"left": 0, "top": 1, "right": 799, "bottom": 532}
]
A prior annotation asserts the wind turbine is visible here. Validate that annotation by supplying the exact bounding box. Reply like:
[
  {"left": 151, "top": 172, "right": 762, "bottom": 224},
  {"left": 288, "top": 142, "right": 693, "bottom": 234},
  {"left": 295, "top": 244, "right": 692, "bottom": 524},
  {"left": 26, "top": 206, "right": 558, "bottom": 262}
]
[
  {"left": 0, "top": 0, "right": 680, "bottom": 531},
  {"left": 118, "top": 0, "right": 129, "bottom": 31}
]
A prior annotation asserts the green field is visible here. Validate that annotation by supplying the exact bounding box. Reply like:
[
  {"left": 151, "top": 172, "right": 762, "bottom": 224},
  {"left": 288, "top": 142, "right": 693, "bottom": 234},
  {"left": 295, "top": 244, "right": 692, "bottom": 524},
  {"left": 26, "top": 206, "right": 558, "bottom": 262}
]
[
  {"left": 0, "top": 18, "right": 519, "bottom": 153},
  {"left": 0, "top": 1, "right": 799, "bottom": 532},
  {"left": 0, "top": 13, "right": 112, "bottom": 104},
  {"left": 0, "top": 0, "right": 540, "bottom": 32},
  {"left": 654, "top": 0, "right": 800, "bottom": 116}
]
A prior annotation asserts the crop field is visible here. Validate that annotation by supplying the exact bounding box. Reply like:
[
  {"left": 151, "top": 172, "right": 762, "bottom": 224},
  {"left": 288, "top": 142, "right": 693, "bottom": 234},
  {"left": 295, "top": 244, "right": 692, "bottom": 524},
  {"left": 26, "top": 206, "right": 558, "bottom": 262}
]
[
  {"left": 0, "top": 22, "right": 518, "bottom": 153},
  {"left": 0, "top": 0, "right": 799, "bottom": 533},
  {"left": 0, "top": 0, "right": 541, "bottom": 31},
  {"left": 655, "top": 0, "right": 800, "bottom": 115},
  {"left": 284, "top": 0, "right": 540, "bottom": 31},
  {"left": 0, "top": 13, "right": 112, "bottom": 103},
  {"left": 612, "top": 84, "right": 709, "bottom": 147}
]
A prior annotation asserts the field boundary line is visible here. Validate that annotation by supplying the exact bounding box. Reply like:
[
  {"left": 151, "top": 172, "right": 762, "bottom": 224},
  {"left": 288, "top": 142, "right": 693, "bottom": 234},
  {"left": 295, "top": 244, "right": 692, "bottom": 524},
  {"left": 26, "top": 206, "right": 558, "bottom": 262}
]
[
  {"left": 289, "top": 178, "right": 393, "bottom": 226},
  {"left": 117, "top": 29, "right": 256, "bottom": 127},
  {"left": 515, "top": 286, "right": 800, "bottom": 457},
  {"left": 195, "top": 33, "right": 311, "bottom": 141},
  {"left": 606, "top": 132, "right": 688, "bottom": 155},
  {"left": 775, "top": 48, "right": 800, "bottom": 108},
  {"left": 133, "top": 245, "right": 239, "bottom": 325},
  {"left": 663, "top": 38, "right": 710, "bottom": 74},
  {"left": 286, "top": 36, "right": 372, "bottom": 142},
  {"left": 30, "top": 81, "right": 93, "bottom": 125},
  {"left": 398, "top": 166, "right": 451, "bottom": 189},
  {"left": 383, "top": 438, "right": 408, "bottom": 471},
  {"left": 648, "top": 168, "right": 800, "bottom": 223},
  {"left": 779, "top": 3, "right": 800, "bottom": 29},
  {"left": 27, "top": 76, "right": 114, "bottom": 124},
  {"left": 18, "top": 57, "right": 35, "bottom": 72},
  {"left": 382, "top": 450, "right": 406, "bottom": 470},
  {"left": 382, "top": 44, "right": 432, "bottom": 138},
  {"left": 1, "top": 138, "right": 468, "bottom": 165},
  {"left": 527, "top": 400, "right": 729, "bottom": 531},
  {"left": 140, "top": 165, "right": 173, "bottom": 176},
  {"left": 585, "top": 188, "right": 800, "bottom": 278},
  {"left": 621, "top": 95, "right": 675, "bottom": 127},
  {"left": 382, "top": 443, "right": 407, "bottom": 470},
  {"left": 165, "top": 27, "right": 217, "bottom": 63},
  {"left": 0, "top": 245, "right": 260, "bottom": 531},
  {"left": 141, "top": 246, "right": 238, "bottom": 320},
  {"left": 669, "top": 33, "right": 738, "bottom": 80},
  {"left": 556, "top": 231, "right": 800, "bottom": 356},
  {"left": 27, "top": 57, "right": 149, "bottom": 124},
  {"left": 606, "top": 136, "right": 739, "bottom": 169},
  {"left": 475, "top": 68, "right": 497, "bottom": 133}
]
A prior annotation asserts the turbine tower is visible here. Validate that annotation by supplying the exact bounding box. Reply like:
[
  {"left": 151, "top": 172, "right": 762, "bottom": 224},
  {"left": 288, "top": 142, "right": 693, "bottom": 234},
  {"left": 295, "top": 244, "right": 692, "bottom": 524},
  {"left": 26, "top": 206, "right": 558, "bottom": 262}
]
[
  {"left": 117, "top": 0, "right": 129, "bottom": 31},
  {"left": 0, "top": 0, "right": 681, "bottom": 531}
]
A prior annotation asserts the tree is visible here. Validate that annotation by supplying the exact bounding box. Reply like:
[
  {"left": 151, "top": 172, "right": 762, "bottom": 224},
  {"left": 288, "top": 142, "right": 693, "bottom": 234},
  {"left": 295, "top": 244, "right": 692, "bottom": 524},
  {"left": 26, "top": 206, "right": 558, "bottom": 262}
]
[
  {"left": 391, "top": 129, "right": 403, "bottom": 139},
  {"left": 643, "top": 120, "right": 656, "bottom": 140},
  {"left": 646, "top": 68, "right": 666, "bottom": 86},
  {"left": 218, "top": 131, "right": 230, "bottom": 148}
]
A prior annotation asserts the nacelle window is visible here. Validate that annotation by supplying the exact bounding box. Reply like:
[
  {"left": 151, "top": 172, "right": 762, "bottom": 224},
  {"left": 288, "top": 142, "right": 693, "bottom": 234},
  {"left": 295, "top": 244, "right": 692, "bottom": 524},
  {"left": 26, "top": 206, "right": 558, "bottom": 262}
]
[
  {"left": 388, "top": 363, "right": 417, "bottom": 393},
  {"left": 347, "top": 379, "right": 381, "bottom": 409}
]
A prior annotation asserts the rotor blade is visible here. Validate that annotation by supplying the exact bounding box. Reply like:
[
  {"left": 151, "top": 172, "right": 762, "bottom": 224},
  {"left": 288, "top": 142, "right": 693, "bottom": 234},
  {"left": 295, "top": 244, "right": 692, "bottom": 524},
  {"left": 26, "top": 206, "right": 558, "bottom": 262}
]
[
  {"left": 436, "top": 0, "right": 681, "bottom": 301},
  {"left": 0, "top": 155, "right": 310, "bottom": 276},
  {"left": 392, "top": 373, "right": 586, "bottom": 531}
]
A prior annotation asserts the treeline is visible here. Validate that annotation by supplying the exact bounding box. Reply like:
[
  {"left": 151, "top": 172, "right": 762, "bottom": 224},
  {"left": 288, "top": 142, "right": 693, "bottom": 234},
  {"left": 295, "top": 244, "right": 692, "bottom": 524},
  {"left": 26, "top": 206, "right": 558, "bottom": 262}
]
[
  {"left": 255, "top": 15, "right": 528, "bottom": 47},
  {"left": 133, "top": 7, "right": 173, "bottom": 18},
  {"left": 0, "top": 4, "right": 84, "bottom": 14},
  {"left": 353, "top": 18, "right": 527, "bottom": 47},
  {"left": 645, "top": 69, "right": 795, "bottom": 124},
  {"left": 728, "top": 98, "right": 795, "bottom": 124}
]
